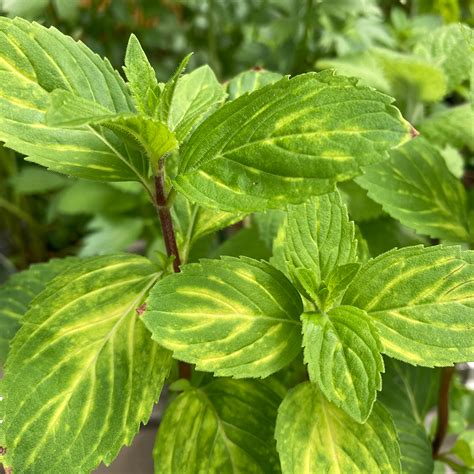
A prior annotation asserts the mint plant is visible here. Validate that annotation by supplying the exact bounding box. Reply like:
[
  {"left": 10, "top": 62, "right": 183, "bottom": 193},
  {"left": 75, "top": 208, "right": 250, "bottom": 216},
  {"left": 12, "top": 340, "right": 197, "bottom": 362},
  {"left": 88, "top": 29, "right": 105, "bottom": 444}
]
[{"left": 0, "top": 17, "right": 473, "bottom": 474}]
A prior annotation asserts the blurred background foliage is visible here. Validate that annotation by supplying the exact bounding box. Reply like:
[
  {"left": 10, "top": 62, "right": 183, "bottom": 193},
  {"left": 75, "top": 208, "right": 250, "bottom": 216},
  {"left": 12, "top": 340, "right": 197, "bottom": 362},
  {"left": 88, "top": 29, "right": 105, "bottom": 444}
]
[{"left": 0, "top": 0, "right": 472, "bottom": 281}]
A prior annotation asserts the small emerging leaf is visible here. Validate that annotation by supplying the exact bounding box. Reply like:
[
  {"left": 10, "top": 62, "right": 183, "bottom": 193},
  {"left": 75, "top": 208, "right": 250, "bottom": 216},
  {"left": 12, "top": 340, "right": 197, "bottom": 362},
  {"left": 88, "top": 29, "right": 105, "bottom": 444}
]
[
  {"left": 302, "top": 306, "right": 384, "bottom": 422},
  {"left": 155, "top": 53, "right": 192, "bottom": 124},
  {"left": 168, "top": 65, "right": 226, "bottom": 141},
  {"left": 47, "top": 90, "right": 178, "bottom": 168},
  {"left": 124, "top": 33, "right": 160, "bottom": 116}
]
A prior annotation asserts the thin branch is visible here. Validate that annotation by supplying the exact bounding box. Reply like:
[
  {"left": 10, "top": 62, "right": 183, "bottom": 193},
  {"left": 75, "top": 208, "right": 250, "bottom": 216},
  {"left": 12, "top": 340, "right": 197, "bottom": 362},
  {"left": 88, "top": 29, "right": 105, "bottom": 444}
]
[{"left": 432, "top": 366, "right": 455, "bottom": 458}]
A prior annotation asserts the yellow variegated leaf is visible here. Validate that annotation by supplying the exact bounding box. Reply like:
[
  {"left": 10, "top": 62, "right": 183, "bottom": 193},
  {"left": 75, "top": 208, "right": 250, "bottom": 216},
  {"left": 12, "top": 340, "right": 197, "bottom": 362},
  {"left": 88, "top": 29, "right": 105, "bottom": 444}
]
[
  {"left": 153, "top": 379, "right": 282, "bottom": 473},
  {"left": 2, "top": 254, "right": 172, "bottom": 473},
  {"left": 302, "top": 306, "right": 384, "bottom": 422},
  {"left": 175, "top": 70, "right": 412, "bottom": 212},
  {"left": 0, "top": 257, "right": 78, "bottom": 367},
  {"left": 275, "top": 382, "right": 401, "bottom": 473},
  {"left": 0, "top": 18, "right": 149, "bottom": 183},
  {"left": 343, "top": 245, "right": 474, "bottom": 366},
  {"left": 357, "top": 138, "right": 470, "bottom": 242},
  {"left": 143, "top": 256, "right": 303, "bottom": 378}
]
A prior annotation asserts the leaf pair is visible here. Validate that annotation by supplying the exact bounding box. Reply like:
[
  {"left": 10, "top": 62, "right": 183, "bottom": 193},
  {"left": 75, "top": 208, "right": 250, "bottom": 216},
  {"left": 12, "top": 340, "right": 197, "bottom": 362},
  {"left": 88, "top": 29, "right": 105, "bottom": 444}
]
[{"left": 144, "top": 190, "right": 474, "bottom": 426}]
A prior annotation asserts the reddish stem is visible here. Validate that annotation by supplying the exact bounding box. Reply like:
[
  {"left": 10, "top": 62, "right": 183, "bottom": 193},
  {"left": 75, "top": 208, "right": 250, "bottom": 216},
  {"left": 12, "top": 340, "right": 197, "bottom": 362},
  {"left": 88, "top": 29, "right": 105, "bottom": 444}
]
[
  {"left": 154, "top": 159, "right": 181, "bottom": 274},
  {"left": 432, "top": 367, "right": 455, "bottom": 457},
  {"left": 153, "top": 158, "right": 190, "bottom": 379}
]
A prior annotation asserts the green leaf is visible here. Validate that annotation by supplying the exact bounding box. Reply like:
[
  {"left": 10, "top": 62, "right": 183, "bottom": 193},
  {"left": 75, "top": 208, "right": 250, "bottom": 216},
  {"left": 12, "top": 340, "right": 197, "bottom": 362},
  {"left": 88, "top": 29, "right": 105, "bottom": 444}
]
[
  {"left": 419, "top": 105, "right": 474, "bottom": 152},
  {"left": 2, "top": 254, "right": 172, "bottom": 473},
  {"left": 226, "top": 69, "right": 283, "bottom": 100},
  {"left": 0, "top": 257, "right": 77, "bottom": 367},
  {"left": 153, "top": 379, "right": 281, "bottom": 473},
  {"left": 2, "top": 0, "right": 48, "bottom": 19},
  {"left": 302, "top": 306, "right": 383, "bottom": 422},
  {"left": 339, "top": 180, "right": 384, "bottom": 222},
  {"left": 452, "top": 431, "right": 474, "bottom": 469},
  {"left": 155, "top": 53, "right": 192, "bottom": 125},
  {"left": 253, "top": 209, "right": 286, "bottom": 251},
  {"left": 175, "top": 71, "right": 412, "bottom": 212},
  {"left": 99, "top": 114, "right": 177, "bottom": 169},
  {"left": 172, "top": 193, "right": 243, "bottom": 262},
  {"left": 324, "top": 263, "right": 361, "bottom": 308},
  {"left": 357, "top": 138, "right": 470, "bottom": 242},
  {"left": 8, "top": 166, "right": 69, "bottom": 194},
  {"left": 275, "top": 382, "right": 401, "bottom": 473},
  {"left": 52, "top": 180, "right": 140, "bottom": 215},
  {"left": 124, "top": 34, "right": 160, "bottom": 116},
  {"left": 143, "top": 256, "right": 303, "bottom": 378},
  {"left": 380, "top": 360, "right": 439, "bottom": 423},
  {"left": 79, "top": 215, "right": 144, "bottom": 257},
  {"left": 373, "top": 48, "right": 447, "bottom": 102},
  {"left": 343, "top": 245, "right": 474, "bottom": 366},
  {"left": 316, "top": 53, "right": 391, "bottom": 93},
  {"left": 168, "top": 65, "right": 226, "bottom": 142},
  {"left": 46, "top": 89, "right": 118, "bottom": 127},
  {"left": 211, "top": 226, "right": 271, "bottom": 261},
  {"left": 0, "top": 18, "right": 150, "bottom": 183},
  {"left": 282, "top": 190, "right": 358, "bottom": 285},
  {"left": 379, "top": 360, "right": 438, "bottom": 474},
  {"left": 52, "top": 0, "right": 80, "bottom": 22},
  {"left": 388, "top": 413, "right": 434, "bottom": 474},
  {"left": 440, "top": 145, "right": 465, "bottom": 179},
  {"left": 414, "top": 24, "right": 472, "bottom": 93},
  {"left": 359, "top": 217, "right": 428, "bottom": 257},
  {"left": 47, "top": 90, "right": 178, "bottom": 168}
]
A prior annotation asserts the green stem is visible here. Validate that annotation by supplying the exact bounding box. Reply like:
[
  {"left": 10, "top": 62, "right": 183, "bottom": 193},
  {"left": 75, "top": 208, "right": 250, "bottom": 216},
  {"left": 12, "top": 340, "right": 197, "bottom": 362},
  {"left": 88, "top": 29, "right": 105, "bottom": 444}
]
[
  {"left": 181, "top": 205, "right": 199, "bottom": 265},
  {"left": 437, "top": 454, "right": 466, "bottom": 470}
]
